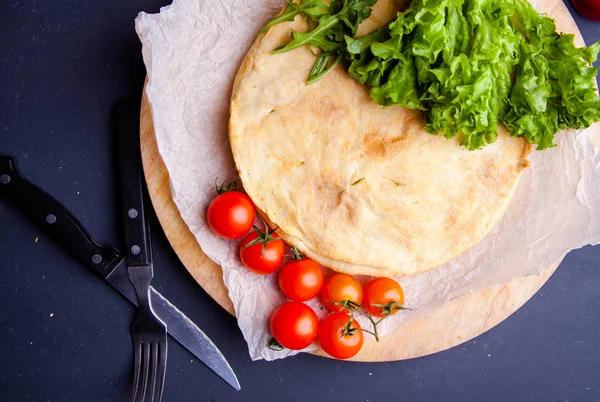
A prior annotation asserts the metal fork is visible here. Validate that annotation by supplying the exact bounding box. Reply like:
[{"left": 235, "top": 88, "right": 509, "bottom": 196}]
[
  {"left": 129, "top": 265, "right": 168, "bottom": 402},
  {"left": 115, "top": 100, "right": 168, "bottom": 402}
]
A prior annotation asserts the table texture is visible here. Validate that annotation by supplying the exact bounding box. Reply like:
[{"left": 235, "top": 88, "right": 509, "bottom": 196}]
[{"left": 1, "top": 1, "right": 599, "bottom": 401}]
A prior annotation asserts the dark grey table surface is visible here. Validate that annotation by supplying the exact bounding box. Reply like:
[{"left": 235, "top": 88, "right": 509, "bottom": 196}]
[{"left": 1, "top": 1, "right": 599, "bottom": 401}]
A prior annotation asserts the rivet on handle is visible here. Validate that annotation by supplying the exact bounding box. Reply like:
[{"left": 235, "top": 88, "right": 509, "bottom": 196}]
[
  {"left": 131, "top": 245, "right": 141, "bottom": 256},
  {"left": 46, "top": 214, "right": 57, "bottom": 224},
  {"left": 92, "top": 254, "right": 103, "bottom": 264},
  {"left": 0, "top": 174, "right": 10, "bottom": 184},
  {"left": 128, "top": 208, "right": 139, "bottom": 219}
]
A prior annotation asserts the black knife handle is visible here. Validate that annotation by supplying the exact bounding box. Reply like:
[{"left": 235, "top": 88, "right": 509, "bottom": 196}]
[
  {"left": 113, "top": 100, "right": 151, "bottom": 267},
  {"left": 0, "top": 155, "right": 122, "bottom": 278}
]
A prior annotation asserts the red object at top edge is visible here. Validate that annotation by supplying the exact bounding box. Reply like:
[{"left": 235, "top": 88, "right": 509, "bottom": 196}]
[{"left": 572, "top": 0, "right": 600, "bottom": 22}]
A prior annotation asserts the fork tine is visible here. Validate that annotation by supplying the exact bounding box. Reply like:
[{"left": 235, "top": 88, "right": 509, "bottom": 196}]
[
  {"left": 150, "top": 342, "right": 158, "bottom": 402},
  {"left": 155, "top": 341, "right": 167, "bottom": 402},
  {"left": 139, "top": 342, "right": 151, "bottom": 402},
  {"left": 132, "top": 342, "right": 141, "bottom": 402}
]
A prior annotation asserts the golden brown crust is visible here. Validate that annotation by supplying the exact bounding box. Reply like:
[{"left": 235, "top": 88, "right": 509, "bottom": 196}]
[{"left": 229, "top": 1, "right": 531, "bottom": 277}]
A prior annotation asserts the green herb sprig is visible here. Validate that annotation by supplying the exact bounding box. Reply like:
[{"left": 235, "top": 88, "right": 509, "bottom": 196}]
[{"left": 261, "top": 0, "right": 377, "bottom": 83}]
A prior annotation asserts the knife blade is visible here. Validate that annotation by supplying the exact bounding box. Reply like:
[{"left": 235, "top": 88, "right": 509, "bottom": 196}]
[
  {"left": 107, "top": 259, "right": 241, "bottom": 391},
  {"left": 0, "top": 155, "right": 241, "bottom": 391}
]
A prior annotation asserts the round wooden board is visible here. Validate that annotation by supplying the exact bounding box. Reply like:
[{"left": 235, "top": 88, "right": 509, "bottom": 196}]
[{"left": 140, "top": 0, "right": 584, "bottom": 362}]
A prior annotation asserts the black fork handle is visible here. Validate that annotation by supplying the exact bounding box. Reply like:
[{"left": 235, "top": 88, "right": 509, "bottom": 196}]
[{"left": 113, "top": 100, "right": 152, "bottom": 269}]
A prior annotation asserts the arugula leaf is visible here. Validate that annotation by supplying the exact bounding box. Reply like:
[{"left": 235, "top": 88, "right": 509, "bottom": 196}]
[
  {"left": 273, "top": 15, "right": 342, "bottom": 53},
  {"left": 259, "top": 0, "right": 329, "bottom": 35},
  {"left": 307, "top": 53, "right": 342, "bottom": 83},
  {"left": 306, "top": 54, "right": 342, "bottom": 84},
  {"left": 259, "top": 4, "right": 301, "bottom": 36},
  {"left": 332, "top": 0, "right": 378, "bottom": 37},
  {"left": 264, "top": 0, "right": 377, "bottom": 82}
]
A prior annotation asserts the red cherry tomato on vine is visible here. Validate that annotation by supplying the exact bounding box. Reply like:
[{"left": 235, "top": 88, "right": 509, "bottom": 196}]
[
  {"left": 239, "top": 229, "right": 284, "bottom": 274},
  {"left": 270, "top": 301, "right": 319, "bottom": 350},
  {"left": 278, "top": 259, "right": 324, "bottom": 301},
  {"left": 363, "top": 278, "right": 405, "bottom": 317},
  {"left": 320, "top": 273, "right": 363, "bottom": 312},
  {"left": 207, "top": 191, "right": 255, "bottom": 239},
  {"left": 318, "top": 312, "right": 364, "bottom": 359}
]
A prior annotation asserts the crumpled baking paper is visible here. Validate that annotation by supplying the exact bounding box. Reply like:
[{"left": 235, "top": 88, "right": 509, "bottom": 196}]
[{"left": 135, "top": 0, "right": 600, "bottom": 361}]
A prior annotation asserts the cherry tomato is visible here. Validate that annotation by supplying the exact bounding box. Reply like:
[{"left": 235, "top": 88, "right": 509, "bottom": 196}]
[
  {"left": 320, "top": 273, "right": 363, "bottom": 312},
  {"left": 207, "top": 191, "right": 255, "bottom": 239},
  {"left": 279, "top": 259, "right": 324, "bottom": 301},
  {"left": 572, "top": 0, "right": 600, "bottom": 21},
  {"left": 318, "top": 312, "right": 364, "bottom": 359},
  {"left": 363, "top": 278, "right": 405, "bottom": 317},
  {"left": 239, "top": 230, "right": 285, "bottom": 274},
  {"left": 270, "top": 301, "right": 319, "bottom": 350}
]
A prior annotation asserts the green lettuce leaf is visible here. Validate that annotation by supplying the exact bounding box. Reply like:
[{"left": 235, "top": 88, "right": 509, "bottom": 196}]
[
  {"left": 502, "top": 0, "right": 600, "bottom": 149},
  {"left": 345, "top": 0, "right": 600, "bottom": 150},
  {"left": 371, "top": 53, "right": 422, "bottom": 109},
  {"left": 264, "top": 0, "right": 600, "bottom": 149}
]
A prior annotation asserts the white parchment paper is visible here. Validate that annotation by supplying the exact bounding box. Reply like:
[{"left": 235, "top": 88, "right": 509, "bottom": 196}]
[{"left": 136, "top": 0, "right": 600, "bottom": 361}]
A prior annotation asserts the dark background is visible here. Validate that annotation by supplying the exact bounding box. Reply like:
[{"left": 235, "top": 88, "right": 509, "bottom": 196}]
[{"left": 1, "top": 1, "right": 599, "bottom": 401}]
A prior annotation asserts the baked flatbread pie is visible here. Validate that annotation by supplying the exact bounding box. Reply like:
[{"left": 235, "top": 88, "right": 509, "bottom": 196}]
[{"left": 229, "top": 0, "right": 531, "bottom": 277}]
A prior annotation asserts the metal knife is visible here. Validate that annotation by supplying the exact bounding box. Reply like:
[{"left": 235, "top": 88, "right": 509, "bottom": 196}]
[{"left": 0, "top": 154, "right": 241, "bottom": 391}]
